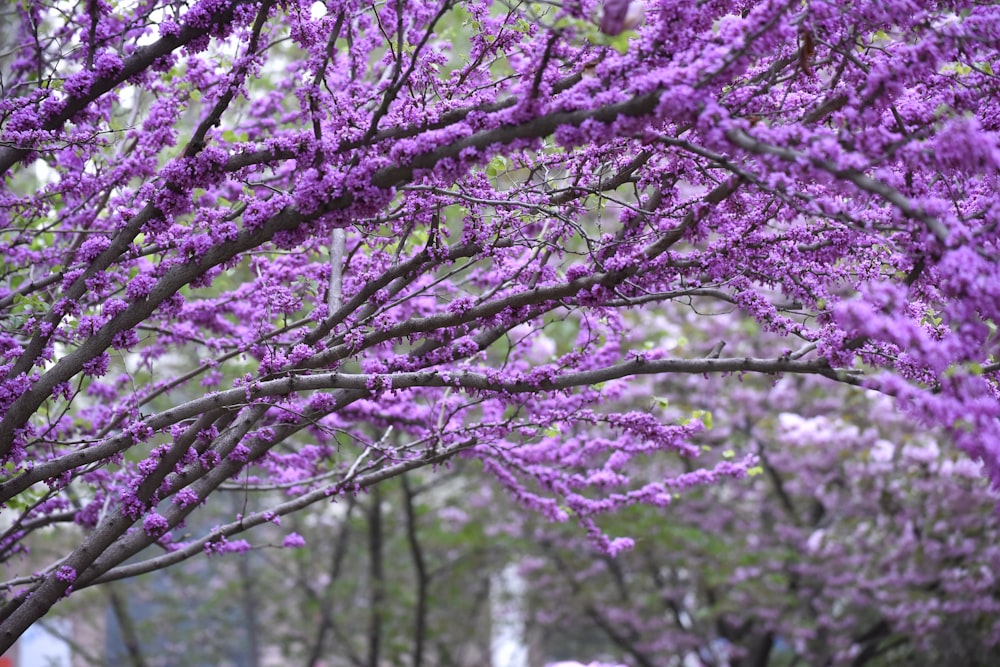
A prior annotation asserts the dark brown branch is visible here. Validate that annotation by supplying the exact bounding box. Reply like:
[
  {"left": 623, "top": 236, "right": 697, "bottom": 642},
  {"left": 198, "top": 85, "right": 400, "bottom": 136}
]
[
  {"left": 107, "top": 584, "right": 149, "bottom": 667},
  {"left": 181, "top": 0, "right": 276, "bottom": 159},
  {"left": 401, "top": 474, "right": 429, "bottom": 667},
  {"left": 366, "top": 485, "right": 384, "bottom": 667},
  {"left": 371, "top": 90, "right": 663, "bottom": 190},
  {"left": 148, "top": 354, "right": 859, "bottom": 406}
]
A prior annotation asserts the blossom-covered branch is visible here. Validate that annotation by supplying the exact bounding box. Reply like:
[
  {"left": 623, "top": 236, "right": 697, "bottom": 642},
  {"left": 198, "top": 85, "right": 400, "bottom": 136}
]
[{"left": 1, "top": 0, "right": 998, "bottom": 650}]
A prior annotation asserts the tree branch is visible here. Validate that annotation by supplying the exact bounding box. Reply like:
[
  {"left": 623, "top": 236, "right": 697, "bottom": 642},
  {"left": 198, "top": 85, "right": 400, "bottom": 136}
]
[{"left": 725, "top": 128, "right": 951, "bottom": 244}]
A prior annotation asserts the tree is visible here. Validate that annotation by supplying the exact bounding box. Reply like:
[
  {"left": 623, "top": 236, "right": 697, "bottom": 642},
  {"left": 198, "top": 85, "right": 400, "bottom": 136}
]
[
  {"left": 1, "top": 0, "right": 998, "bottom": 651},
  {"left": 513, "top": 371, "right": 1000, "bottom": 666}
]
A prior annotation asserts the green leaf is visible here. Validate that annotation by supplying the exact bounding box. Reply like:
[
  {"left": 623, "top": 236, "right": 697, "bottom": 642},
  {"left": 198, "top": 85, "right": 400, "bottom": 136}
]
[
  {"left": 607, "top": 31, "right": 634, "bottom": 55},
  {"left": 692, "top": 409, "right": 713, "bottom": 430},
  {"left": 484, "top": 155, "right": 508, "bottom": 179}
]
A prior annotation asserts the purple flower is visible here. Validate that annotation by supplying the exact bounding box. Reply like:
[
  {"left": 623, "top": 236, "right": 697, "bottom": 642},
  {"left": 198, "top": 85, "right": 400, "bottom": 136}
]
[
  {"left": 143, "top": 512, "right": 170, "bottom": 537},
  {"left": 282, "top": 533, "right": 306, "bottom": 548}
]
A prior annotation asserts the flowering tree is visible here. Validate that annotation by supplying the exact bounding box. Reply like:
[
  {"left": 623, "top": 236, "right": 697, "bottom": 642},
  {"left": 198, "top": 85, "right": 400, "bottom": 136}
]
[
  {"left": 515, "top": 372, "right": 1000, "bottom": 666},
  {"left": 1, "top": 0, "right": 999, "bottom": 650}
]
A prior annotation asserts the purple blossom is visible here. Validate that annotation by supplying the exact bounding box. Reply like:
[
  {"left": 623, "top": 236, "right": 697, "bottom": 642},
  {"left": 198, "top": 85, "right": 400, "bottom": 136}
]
[
  {"left": 173, "top": 488, "right": 200, "bottom": 508},
  {"left": 205, "top": 537, "right": 252, "bottom": 556},
  {"left": 143, "top": 512, "right": 169, "bottom": 537},
  {"left": 281, "top": 533, "right": 306, "bottom": 548}
]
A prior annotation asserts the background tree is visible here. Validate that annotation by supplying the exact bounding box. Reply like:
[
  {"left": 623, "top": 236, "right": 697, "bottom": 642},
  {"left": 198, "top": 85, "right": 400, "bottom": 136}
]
[
  {"left": 1, "top": 0, "right": 999, "bottom": 652},
  {"left": 514, "top": 371, "right": 1000, "bottom": 666}
]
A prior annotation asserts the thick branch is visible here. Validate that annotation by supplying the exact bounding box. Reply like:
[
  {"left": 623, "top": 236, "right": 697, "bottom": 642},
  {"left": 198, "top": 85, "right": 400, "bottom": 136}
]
[
  {"left": 371, "top": 90, "right": 663, "bottom": 189},
  {"left": 139, "top": 355, "right": 860, "bottom": 410}
]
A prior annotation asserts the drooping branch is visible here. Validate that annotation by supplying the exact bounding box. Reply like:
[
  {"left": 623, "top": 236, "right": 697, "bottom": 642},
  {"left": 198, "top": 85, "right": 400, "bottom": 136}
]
[{"left": 168, "top": 354, "right": 861, "bottom": 404}]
